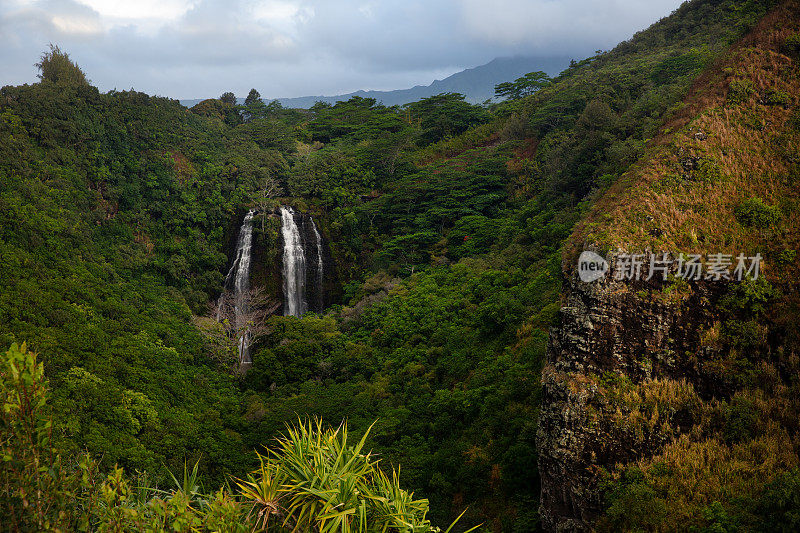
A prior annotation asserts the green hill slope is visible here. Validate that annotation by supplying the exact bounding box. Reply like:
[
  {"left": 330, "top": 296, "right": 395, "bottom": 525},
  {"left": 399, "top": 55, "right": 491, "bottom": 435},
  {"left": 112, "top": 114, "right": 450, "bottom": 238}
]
[
  {"left": 540, "top": 0, "right": 800, "bottom": 530},
  {"left": 0, "top": 74, "right": 297, "bottom": 482}
]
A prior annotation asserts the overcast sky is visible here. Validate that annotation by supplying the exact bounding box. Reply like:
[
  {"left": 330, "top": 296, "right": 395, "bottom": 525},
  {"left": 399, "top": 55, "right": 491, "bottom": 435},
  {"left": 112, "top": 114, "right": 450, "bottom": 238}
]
[{"left": 1, "top": 0, "right": 685, "bottom": 99}]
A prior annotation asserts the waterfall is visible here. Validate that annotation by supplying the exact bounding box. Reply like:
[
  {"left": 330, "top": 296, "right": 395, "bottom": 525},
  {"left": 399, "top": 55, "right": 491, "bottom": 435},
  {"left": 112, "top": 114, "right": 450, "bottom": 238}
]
[
  {"left": 218, "top": 209, "right": 255, "bottom": 365},
  {"left": 281, "top": 206, "right": 307, "bottom": 316},
  {"left": 280, "top": 207, "right": 328, "bottom": 316},
  {"left": 310, "top": 217, "right": 325, "bottom": 311}
]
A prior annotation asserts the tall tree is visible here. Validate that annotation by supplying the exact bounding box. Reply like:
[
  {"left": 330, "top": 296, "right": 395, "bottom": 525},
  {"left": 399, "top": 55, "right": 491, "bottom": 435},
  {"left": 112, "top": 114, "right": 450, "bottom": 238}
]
[
  {"left": 494, "top": 71, "right": 551, "bottom": 100},
  {"left": 35, "top": 44, "right": 89, "bottom": 86},
  {"left": 219, "top": 92, "right": 237, "bottom": 105},
  {"left": 245, "top": 88, "right": 261, "bottom": 106},
  {"left": 404, "top": 93, "right": 489, "bottom": 145},
  {"left": 243, "top": 88, "right": 267, "bottom": 122}
]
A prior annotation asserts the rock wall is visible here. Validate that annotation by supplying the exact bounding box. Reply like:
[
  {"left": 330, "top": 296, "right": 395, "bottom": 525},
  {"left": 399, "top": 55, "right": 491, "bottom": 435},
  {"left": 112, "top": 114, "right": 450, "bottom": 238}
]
[
  {"left": 248, "top": 207, "right": 339, "bottom": 315},
  {"left": 537, "top": 254, "right": 729, "bottom": 531},
  {"left": 249, "top": 211, "right": 284, "bottom": 304}
]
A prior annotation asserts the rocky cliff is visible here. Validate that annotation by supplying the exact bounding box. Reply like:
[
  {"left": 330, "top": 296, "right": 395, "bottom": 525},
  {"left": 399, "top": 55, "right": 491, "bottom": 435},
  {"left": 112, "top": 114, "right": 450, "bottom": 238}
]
[
  {"left": 538, "top": 257, "right": 730, "bottom": 531},
  {"left": 537, "top": 1, "right": 800, "bottom": 529}
]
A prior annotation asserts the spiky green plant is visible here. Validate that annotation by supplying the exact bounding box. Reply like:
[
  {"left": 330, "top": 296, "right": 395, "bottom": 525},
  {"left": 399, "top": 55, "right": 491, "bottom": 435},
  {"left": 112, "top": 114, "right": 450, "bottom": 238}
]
[
  {"left": 236, "top": 453, "right": 287, "bottom": 530},
  {"left": 167, "top": 459, "right": 204, "bottom": 501},
  {"left": 235, "top": 418, "right": 479, "bottom": 532}
]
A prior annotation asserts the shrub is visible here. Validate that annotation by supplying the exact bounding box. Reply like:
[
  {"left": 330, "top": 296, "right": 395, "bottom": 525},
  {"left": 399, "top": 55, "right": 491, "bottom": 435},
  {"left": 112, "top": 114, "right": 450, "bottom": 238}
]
[
  {"left": 722, "top": 396, "right": 758, "bottom": 444},
  {"left": 727, "top": 79, "right": 755, "bottom": 105},
  {"left": 734, "top": 197, "right": 782, "bottom": 228},
  {"left": 600, "top": 467, "right": 669, "bottom": 531},
  {"left": 788, "top": 107, "right": 800, "bottom": 131},
  {"left": 719, "top": 275, "right": 777, "bottom": 317},
  {"left": 35, "top": 44, "right": 89, "bottom": 86},
  {"left": 694, "top": 158, "right": 724, "bottom": 183},
  {"left": 776, "top": 249, "right": 797, "bottom": 265},
  {"left": 722, "top": 318, "right": 765, "bottom": 352},
  {"left": 500, "top": 113, "right": 529, "bottom": 142},
  {"left": 764, "top": 89, "right": 792, "bottom": 107},
  {"left": 757, "top": 468, "right": 800, "bottom": 532},
  {"left": 694, "top": 501, "right": 741, "bottom": 533},
  {"left": 780, "top": 32, "right": 800, "bottom": 59}
]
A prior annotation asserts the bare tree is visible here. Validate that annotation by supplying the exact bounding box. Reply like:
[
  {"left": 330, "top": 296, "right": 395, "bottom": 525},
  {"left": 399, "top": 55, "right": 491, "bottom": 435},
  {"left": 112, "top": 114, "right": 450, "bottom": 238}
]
[
  {"left": 198, "top": 286, "right": 280, "bottom": 372},
  {"left": 254, "top": 174, "right": 283, "bottom": 231}
]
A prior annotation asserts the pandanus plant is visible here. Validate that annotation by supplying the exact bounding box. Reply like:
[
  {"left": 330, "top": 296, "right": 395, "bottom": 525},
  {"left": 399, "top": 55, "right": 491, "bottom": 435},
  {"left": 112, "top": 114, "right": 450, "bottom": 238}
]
[{"left": 236, "top": 418, "right": 478, "bottom": 532}]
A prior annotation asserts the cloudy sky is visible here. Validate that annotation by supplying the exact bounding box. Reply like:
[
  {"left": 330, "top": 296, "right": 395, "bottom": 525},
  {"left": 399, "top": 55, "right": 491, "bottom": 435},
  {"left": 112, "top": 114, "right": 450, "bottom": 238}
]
[{"left": 1, "top": 0, "right": 684, "bottom": 99}]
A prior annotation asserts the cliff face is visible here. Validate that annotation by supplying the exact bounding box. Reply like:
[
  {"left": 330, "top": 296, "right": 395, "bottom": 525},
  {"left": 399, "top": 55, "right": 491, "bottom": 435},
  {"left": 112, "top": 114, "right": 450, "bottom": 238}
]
[
  {"left": 537, "top": 259, "right": 729, "bottom": 531},
  {"left": 250, "top": 211, "right": 284, "bottom": 305},
  {"left": 249, "top": 207, "right": 340, "bottom": 315},
  {"left": 537, "top": 2, "right": 800, "bottom": 529}
]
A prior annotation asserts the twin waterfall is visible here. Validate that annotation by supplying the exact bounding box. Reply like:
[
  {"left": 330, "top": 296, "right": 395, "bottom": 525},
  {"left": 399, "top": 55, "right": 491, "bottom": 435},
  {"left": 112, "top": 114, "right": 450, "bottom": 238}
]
[
  {"left": 280, "top": 206, "right": 325, "bottom": 317},
  {"left": 219, "top": 206, "right": 327, "bottom": 368}
]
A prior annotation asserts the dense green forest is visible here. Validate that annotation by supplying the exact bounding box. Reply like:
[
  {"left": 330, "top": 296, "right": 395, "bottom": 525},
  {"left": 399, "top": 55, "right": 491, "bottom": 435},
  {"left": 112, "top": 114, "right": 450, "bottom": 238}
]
[{"left": 0, "top": 0, "right": 793, "bottom": 530}]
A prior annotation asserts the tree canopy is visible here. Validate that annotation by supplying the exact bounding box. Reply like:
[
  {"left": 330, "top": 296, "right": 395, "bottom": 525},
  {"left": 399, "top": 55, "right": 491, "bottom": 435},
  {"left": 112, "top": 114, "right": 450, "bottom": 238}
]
[
  {"left": 404, "top": 93, "right": 490, "bottom": 145},
  {"left": 35, "top": 44, "right": 89, "bottom": 86},
  {"left": 219, "top": 91, "right": 237, "bottom": 105},
  {"left": 245, "top": 88, "right": 261, "bottom": 106},
  {"left": 494, "top": 71, "right": 550, "bottom": 101}
]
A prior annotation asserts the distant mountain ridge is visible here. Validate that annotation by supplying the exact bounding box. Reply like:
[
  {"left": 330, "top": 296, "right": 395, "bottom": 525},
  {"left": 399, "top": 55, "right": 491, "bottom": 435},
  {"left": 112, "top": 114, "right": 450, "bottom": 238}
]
[{"left": 180, "top": 56, "right": 570, "bottom": 109}]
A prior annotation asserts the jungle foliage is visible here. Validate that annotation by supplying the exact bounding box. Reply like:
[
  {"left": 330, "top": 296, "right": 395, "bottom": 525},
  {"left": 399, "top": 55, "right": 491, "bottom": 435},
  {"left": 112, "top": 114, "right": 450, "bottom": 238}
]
[{"left": 1, "top": 344, "right": 469, "bottom": 532}]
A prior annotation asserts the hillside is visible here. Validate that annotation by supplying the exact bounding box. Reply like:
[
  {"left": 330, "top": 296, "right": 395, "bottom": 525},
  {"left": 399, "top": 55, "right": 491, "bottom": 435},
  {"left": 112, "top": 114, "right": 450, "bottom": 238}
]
[
  {"left": 1, "top": 0, "right": 797, "bottom": 531},
  {"left": 540, "top": 0, "right": 800, "bottom": 530},
  {"left": 179, "top": 56, "right": 570, "bottom": 109}
]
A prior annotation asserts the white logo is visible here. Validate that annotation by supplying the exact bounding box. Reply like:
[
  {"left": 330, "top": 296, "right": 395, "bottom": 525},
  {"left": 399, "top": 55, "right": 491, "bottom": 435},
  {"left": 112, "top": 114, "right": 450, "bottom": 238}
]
[{"left": 578, "top": 251, "right": 609, "bottom": 282}]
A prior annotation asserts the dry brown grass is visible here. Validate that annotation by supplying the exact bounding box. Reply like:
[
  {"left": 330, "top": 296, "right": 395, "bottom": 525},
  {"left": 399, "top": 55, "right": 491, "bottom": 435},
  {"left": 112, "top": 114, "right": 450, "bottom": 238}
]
[
  {"left": 601, "top": 377, "right": 701, "bottom": 445},
  {"left": 565, "top": 0, "right": 800, "bottom": 279},
  {"left": 630, "top": 428, "right": 798, "bottom": 518},
  {"left": 603, "top": 362, "right": 800, "bottom": 526}
]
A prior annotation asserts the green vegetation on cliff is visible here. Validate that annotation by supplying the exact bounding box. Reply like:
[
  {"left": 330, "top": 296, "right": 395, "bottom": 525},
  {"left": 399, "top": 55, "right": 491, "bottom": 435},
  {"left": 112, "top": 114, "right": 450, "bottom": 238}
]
[{"left": 548, "top": 0, "right": 800, "bottom": 531}]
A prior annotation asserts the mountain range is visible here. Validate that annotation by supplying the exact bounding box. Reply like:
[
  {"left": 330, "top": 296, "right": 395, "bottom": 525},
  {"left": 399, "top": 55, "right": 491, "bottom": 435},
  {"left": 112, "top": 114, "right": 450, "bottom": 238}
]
[{"left": 179, "top": 55, "right": 571, "bottom": 108}]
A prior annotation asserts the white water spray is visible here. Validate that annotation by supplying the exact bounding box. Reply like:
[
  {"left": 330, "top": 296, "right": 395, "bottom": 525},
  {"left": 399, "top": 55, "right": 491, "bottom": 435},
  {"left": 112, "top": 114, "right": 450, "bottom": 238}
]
[
  {"left": 280, "top": 206, "right": 307, "bottom": 316},
  {"left": 310, "top": 217, "right": 324, "bottom": 310}
]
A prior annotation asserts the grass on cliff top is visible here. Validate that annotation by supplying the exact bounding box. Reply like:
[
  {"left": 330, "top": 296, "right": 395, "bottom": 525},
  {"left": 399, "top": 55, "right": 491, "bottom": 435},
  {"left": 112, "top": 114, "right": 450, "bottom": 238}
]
[{"left": 565, "top": 0, "right": 800, "bottom": 287}]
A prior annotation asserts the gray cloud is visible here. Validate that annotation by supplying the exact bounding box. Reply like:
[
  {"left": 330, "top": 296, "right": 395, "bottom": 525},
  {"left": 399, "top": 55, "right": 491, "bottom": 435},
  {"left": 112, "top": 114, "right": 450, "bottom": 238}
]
[{"left": 1, "top": 0, "right": 684, "bottom": 99}]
